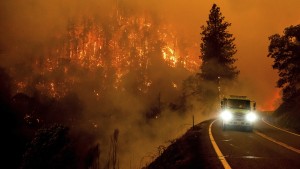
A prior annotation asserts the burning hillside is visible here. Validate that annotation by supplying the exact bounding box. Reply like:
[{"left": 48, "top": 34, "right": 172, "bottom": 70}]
[
  {"left": 1, "top": 1, "right": 203, "bottom": 168},
  {"left": 13, "top": 6, "right": 200, "bottom": 100}
]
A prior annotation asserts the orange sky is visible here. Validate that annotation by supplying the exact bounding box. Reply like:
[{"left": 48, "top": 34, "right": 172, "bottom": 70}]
[
  {"left": 1, "top": 0, "right": 300, "bottom": 111},
  {"left": 152, "top": 0, "right": 300, "bottom": 111}
]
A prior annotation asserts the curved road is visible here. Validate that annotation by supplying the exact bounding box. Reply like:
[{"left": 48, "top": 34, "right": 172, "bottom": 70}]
[{"left": 209, "top": 117, "right": 300, "bottom": 169}]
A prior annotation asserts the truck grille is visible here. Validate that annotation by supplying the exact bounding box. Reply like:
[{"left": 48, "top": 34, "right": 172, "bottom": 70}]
[{"left": 234, "top": 112, "right": 245, "bottom": 120}]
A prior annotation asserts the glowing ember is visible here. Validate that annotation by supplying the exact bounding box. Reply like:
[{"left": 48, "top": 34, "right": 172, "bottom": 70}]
[{"left": 172, "top": 82, "right": 178, "bottom": 88}]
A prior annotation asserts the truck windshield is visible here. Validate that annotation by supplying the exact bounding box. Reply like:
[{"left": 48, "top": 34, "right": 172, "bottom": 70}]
[{"left": 227, "top": 99, "right": 250, "bottom": 109}]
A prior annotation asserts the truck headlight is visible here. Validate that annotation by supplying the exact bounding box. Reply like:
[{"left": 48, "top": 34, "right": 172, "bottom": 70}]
[
  {"left": 246, "top": 112, "right": 257, "bottom": 122},
  {"left": 220, "top": 110, "right": 233, "bottom": 122}
]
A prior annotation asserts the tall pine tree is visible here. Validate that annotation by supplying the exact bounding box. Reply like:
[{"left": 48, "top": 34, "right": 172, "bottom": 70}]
[
  {"left": 200, "top": 4, "right": 239, "bottom": 83},
  {"left": 198, "top": 4, "right": 239, "bottom": 109}
]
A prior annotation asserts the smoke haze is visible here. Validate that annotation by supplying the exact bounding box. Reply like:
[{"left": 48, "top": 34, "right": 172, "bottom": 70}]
[
  {"left": 1, "top": 0, "right": 300, "bottom": 168},
  {"left": 2, "top": 0, "right": 300, "bottom": 110}
]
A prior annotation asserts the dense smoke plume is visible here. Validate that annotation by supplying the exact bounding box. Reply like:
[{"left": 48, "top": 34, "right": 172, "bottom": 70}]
[{"left": 0, "top": 0, "right": 204, "bottom": 168}]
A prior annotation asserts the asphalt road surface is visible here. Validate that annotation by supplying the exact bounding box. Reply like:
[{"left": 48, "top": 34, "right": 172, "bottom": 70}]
[{"left": 209, "top": 118, "right": 300, "bottom": 169}]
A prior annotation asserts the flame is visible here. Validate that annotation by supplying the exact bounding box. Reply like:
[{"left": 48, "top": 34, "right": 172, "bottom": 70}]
[
  {"left": 258, "top": 89, "right": 282, "bottom": 111},
  {"left": 14, "top": 9, "right": 200, "bottom": 99},
  {"left": 172, "top": 82, "right": 178, "bottom": 88},
  {"left": 162, "top": 46, "right": 178, "bottom": 67}
]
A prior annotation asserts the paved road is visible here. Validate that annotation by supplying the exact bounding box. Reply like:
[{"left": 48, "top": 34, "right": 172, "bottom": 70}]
[{"left": 210, "top": 118, "right": 300, "bottom": 169}]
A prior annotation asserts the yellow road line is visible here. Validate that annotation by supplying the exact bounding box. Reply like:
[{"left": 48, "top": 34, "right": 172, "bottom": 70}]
[
  {"left": 209, "top": 119, "right": 232, "bottom": 169},
  {"left": 262, "top": 118, "right": 300, "bottom": 137},
  {"left": 254, "top": 130, "right": 300, "bottom": 154}
]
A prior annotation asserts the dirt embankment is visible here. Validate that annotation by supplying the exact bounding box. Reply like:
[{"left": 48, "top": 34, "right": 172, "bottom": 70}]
[
  {"left": 263, "top": 95, "right": 300, "bottom": 134},
  {"left": 146, "top": 120, "right": 222, "bottom": 169}
]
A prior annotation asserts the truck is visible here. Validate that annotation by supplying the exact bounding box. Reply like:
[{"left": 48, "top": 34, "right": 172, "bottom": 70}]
[{"left": 220, "top": 95, "right": 257, "bottom": 131}]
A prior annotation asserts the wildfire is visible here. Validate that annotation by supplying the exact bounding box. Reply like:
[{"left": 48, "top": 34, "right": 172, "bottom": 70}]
[
  {"left": 172, "top": 82, "right": 178, "bottom": 89},
  {"left": 14, "top": 7, "right": 200, "bottom": 99},
  {"left": 259, "top": 89, "right": 282, "bottom": 112},
  {"left": 162, "top": 46, "right": 178, "bottom": 67}
]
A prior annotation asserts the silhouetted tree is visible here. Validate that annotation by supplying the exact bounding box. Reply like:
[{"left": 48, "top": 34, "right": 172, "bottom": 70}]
[
  {"left": 21, "top": 124, "right": 76, "bottom": 169},
  {"left": 11, "top": 93, "right": 41, "bottom": 128},
  {"left": 268, "top": 24, "right": 300, "bottom": 102},
  {"left": 199, "top": 3, "right": 239, "bottom": 107},
  {"left": 200, "top": 4, "right": 238, "bottom": 81},
  {"left": 0, "top": 67, "right": 11, "bottom": 102},
  {"left": 85, "top": 144, "right": 100, "bottom": 169},
  {"left": 1, "top": 67, "right": 25, "bottom": 168},
  {"left": 105, "top": 129, "right": 119, "bottom": 169}
]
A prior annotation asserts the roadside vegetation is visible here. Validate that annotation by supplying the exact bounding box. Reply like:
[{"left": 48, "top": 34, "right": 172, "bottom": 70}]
[
  {"left": 268, "top": 25, "right": 300, "bottom": 132},
  {"left": 146, "top": 119, "right": 226, "bottom": 169}
]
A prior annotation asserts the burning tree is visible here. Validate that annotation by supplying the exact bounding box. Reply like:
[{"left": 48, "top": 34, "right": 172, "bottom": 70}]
[
  {"left": 5, "top": 2, "right": 202, "bottom": 168},
  {"left": 13, "top": 4, "right": 199, "bottom": 105},
  {"left": 5, "top": 1, "right": 201, "bottom": 161}
]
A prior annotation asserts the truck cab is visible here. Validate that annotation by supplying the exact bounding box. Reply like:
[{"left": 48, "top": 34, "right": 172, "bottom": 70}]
[{"left": 220, "top": 95, "right": 257, "bottom": 131}]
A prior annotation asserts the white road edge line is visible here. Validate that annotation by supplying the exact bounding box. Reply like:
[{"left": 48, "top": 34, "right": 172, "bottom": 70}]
[
  {"left": 209, "top": 119, "right": 231, "bottom": 169},
  {"left": 254, "top": 130, "right": 300, "bottom": 154},
  {"left": 262, "top": 118, "right": 300, "bottom": 137}
]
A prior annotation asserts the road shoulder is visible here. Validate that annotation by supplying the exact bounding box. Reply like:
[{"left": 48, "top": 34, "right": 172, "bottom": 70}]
[{"left": 146, "top": 119, "right": 223, "bottom": 169}]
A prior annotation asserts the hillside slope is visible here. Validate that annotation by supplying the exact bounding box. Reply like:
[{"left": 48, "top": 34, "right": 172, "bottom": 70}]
[{"left": 146, "top": 120, "right": 223, "bottom": 169}]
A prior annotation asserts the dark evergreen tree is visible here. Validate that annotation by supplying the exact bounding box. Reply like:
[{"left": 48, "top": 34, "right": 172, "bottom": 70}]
[
  {"left": 21, "top": 124, "right": 77, "bottom": 169},
  {"left": 268, "top": 25, "right": 300, "bottom": 102},
  {"left": 198, "top": 4, "right": 239, "bottom": 109},
  {"left": 200, "top": 4, "right": 239, "bottom": 82}
]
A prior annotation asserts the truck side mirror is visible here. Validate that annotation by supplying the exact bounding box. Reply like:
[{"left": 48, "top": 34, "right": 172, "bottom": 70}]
[{"left": 253, "top": 102, "right": 256, "bottom": 110}]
